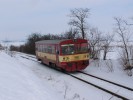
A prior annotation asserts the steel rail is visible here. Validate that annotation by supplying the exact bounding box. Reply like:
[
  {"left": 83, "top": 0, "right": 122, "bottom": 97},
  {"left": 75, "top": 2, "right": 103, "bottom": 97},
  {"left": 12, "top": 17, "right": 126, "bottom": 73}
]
[
  {"left": 19, "top": 54, "right": 130, "bottom": 100},
  {"left": 79, "top": 71, "right": 133, "bottom": 91},
  {"left": 65, "top": 72, "right": 129, "bottom": 100}
]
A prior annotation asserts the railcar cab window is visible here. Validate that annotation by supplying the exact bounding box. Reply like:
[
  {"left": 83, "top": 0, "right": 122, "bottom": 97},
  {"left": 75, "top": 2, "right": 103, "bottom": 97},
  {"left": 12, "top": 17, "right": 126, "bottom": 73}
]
[
  {"left": 61, "top": 44, "right": 74, "bottom": 55},
  {"left": 76, "top": 43, "right": 88, "bottom": 53},
  {"left": 80, "top": 43, "right": 88, "bottom": 52}
]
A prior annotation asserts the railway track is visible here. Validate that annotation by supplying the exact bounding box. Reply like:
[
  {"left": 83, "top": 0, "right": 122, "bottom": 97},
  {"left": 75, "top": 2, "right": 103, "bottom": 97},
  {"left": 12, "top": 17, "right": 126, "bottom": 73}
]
[
  {"left": 79, "top": 71, "right": 133, "bottom": 91},
  {"left": 16, "top": 52, "right": 36, "bottom": 59},
  {"left": 66, "top": 72, "right": 133, "bottom": 100},
  {"left": 20, "top": 56, "right": 37, "bottom": 62},
  {"left": 19, "top": 54, "right": 133, "bottom": 100}
]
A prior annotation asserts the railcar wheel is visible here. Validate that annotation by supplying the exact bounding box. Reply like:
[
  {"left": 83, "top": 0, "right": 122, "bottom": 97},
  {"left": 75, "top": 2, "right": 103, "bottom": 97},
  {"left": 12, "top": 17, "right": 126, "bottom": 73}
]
[
  {"left": 40, "top": 60, "right": 43, "bottom": 64},
  {"left": 49, "top": 62, "right": 56, "bottom": 68},
  {"left": 61, "top": 68, "right": 66, "bottom": 73},
  {"left": 49, "top": 63, "right": 56, "bottom": 68},
  {"left": 53, "top": 63, "right": 56, "bottom": 68}
]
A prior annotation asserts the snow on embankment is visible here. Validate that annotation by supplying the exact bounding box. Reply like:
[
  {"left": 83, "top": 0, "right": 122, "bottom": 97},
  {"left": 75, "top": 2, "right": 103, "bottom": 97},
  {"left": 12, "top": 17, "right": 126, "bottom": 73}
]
[{"left": 0, "top": 51, "right": 63, "bottom": 100}]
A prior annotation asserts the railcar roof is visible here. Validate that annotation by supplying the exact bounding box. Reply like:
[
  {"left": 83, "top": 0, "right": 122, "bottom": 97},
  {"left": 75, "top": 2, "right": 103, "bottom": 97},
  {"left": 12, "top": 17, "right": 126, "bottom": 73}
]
[{"left": 35, "top": 39, "right": 68, "bottom": 44}]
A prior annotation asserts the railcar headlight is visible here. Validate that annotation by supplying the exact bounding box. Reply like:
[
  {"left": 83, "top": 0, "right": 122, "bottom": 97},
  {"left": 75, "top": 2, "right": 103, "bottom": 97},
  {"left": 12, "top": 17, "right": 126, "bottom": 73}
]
[
  {"left": 84, "top": 55, "right": 87, "bottom": 58},
  {"left": 62, "top": 57, "right": 69, "bottom": 61}
]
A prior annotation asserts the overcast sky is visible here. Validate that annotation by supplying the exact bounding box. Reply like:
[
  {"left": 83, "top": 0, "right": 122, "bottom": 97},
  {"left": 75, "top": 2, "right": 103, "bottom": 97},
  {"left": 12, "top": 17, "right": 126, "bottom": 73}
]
[{"left": 0, "top": 0, "right": 132, "bottom": 41}]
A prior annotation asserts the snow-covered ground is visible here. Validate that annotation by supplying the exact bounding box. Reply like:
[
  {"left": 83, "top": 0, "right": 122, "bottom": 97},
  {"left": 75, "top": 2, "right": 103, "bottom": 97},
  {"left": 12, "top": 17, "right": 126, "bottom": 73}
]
[
  {"left": 0, "top": 51, "right": 64, "bottom": 100},
  {"left": 0, "top": 50, "right": 133, "bottom": 100}
]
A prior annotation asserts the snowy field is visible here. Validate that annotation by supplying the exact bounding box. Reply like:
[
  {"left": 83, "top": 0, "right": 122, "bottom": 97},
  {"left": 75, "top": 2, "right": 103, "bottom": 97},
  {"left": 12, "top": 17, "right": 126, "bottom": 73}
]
[
  {"left": 0, "top": 41, "right": 25, "bottom": 47},
  {"left": 0, "top": 50, "right": 133, "bottom": 100},
  {"left": 0, "top": 51, "right": 64, "bottom": 100}
]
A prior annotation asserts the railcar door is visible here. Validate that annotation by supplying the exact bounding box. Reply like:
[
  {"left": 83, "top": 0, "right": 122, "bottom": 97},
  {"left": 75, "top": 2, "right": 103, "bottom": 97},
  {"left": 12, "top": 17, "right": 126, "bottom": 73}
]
[{"left": 55, "top": 45, "right": 59, "bottom": 65}]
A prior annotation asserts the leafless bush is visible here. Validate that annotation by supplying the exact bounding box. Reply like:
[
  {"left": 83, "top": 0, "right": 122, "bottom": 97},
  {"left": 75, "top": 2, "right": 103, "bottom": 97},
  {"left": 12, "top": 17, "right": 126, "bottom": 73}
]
[
  {"left": 93, "top": 59, "right": 100, "bottom": 67},
  {"left": 64, "top": 82, "right": 68, "bottom": 99},
  {"left": 47, "top": 75, "right": 53, "bottom": 80},
  {"left": 114, "top": 17, "right": 133, "bottom": 76},
  {"left": 119, "top": 47, "right": 133, "bottom": 76},
  {"left": 7, "top": 50, "right": 16, "bottom": 57},
  {"left": 105, "top": 60, "right": 114, "bottom": 72},
  {"left": 72, "top": 93, "right": 80, "bottom": 100},
  {"left": 101, "top": 34, "right": 114, "bottom": 60},
  {"left": 88, "top": 27, "right": 103, "bottom": 59}
]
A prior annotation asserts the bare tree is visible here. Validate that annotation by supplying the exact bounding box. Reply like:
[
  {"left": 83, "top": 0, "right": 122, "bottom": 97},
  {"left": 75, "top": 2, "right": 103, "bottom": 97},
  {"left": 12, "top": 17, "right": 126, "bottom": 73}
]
[
  {"left": 102, "top": 34, "right": 114, "bottom": 60},
  {"left": 114, "top": 17, "right": 133, "bottom": 76},
  {"left": 124, "top": 21, "right": 133, "bottom": 26},
  {"left": 68, "top": 8, "right": 90, "bottom": 39},
  {"left": 88, "top": 27, "right": 103, "bottom": 59},
  {"left": 105, "top": 60, "right": 114, "bottom": 72},
  {"left": 124, "top": 17, "right": 133, "bottom": 26},
  {"left": 62, "top": 28, "right": 79, "bottom": 39},
  {"left": 0, "top": 44, "right": 3, "bottom": 50}
]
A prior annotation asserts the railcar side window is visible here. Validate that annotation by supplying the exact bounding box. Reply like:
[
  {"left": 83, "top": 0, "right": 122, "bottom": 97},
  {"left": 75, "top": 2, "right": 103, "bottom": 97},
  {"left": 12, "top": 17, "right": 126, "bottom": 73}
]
[
  {"left": 48, "top": 46, "right": 52, "bottom": 53},
  {"left": 51, "top": 46, "right": 55, "bottom": 54},
  {"left": 39, "top": 45, "right": 41, "bottom": 52},
  {"left": 40, "top": 45, "right": 42, "bottom": 52},
  {"left": 42, "top": 45, "right": 44, "bottom": 52},
  {"left": 35, "top": 45, "right": 38, "bottom": 51},
  {"left": 75, "top": 43, "right": 88, "bottom": 53},
  {"left": 43, "top": 45, "right": 47, "bottom": 53}
]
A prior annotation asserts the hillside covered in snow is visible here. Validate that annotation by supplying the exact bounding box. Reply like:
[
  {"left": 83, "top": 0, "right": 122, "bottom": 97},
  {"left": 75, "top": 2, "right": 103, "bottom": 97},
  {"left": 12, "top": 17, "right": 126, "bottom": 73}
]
[
  {"left": 0, "top": 50, "right": 133, "bottom": 100},
  {"left": 0, "top": 51, "right": 64, "bottom": 100}
]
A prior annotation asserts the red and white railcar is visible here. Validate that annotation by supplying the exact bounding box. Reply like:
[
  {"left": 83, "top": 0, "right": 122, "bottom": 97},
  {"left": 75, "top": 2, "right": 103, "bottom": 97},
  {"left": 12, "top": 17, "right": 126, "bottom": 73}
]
[{"left": 35, "top": 39, "right": 89, "bottom": 72}]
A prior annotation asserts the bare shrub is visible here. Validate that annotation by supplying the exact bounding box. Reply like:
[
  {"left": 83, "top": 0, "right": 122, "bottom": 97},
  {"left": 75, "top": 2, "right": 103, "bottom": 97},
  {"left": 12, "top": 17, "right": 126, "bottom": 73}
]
[
  {"left": 105, "top": 60, "right": 114, "bottom": 72},
  {"left": 64, "top": 82, "right": 68, "bottom": 99},
  {"left": 114, "top": 17, "right": 133, "bottom": 76},
  {"left": 93, "top": 59, "right": 100, "bottom": 67},
  {"left": 88, "top": 27, "right": 103, "bottom": 59},
  {"left": 72, "top": 93, "right": 80, "bottom": 100},
  {"left": 119, "top": 47, "right": 133, "bottom": 76},
  {"left": 9, "top": 51, "right": 16, "bottom": 57},
  {"left": 47, "top": 75, "right": 53, "bottom": 80},
  {"left": 101, "top": 34, "right": 114, "bottom": 60}
]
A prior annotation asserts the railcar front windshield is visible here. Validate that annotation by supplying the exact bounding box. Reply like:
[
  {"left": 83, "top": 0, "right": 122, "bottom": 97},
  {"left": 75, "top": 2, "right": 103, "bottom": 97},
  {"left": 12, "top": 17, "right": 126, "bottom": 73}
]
[
  {"left": 61, "top": 44, "right": 75, "bottom": 55},
  {"left": 61, "top": 43, "right": 88, "bottom": 55},
  {"left": 77, "top": 43, "right": 88, "bottom": 53}
]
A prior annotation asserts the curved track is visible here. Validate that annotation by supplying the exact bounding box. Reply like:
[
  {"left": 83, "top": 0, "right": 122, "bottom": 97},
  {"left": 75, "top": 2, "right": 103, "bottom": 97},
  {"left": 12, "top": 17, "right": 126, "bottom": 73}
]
[
  {"left": 65, "top": 73, "right": 130, "bottom": 100},
  {"left": 79, "top": 71, "right": 133, "bottom": 91},
  {"left": 18, "top": 53, "right": 132, "bottom": 100}
]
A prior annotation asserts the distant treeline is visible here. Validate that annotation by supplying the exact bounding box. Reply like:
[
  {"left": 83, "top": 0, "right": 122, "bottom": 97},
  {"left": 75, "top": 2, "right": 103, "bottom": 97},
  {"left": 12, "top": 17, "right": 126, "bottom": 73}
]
[{"left": 10, "top": 32, "right": 80, "bottom": 55}]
